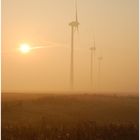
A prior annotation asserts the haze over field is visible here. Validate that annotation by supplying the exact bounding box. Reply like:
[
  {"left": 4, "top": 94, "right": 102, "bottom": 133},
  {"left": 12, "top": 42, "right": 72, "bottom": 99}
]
[
  {"left": 2, "top": 0, "right": 138, "bottom": 94},
  {"left": 2, "top": 93, "right": 139, "bottom": 140}
]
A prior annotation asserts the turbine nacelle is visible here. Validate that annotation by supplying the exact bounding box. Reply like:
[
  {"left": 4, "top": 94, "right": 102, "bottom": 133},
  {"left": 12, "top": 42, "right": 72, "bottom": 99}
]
[
  {"left": 98, "top": 57, "right": 103, "bottom": 60},
  {"left": 90, "top": 47, "right": 96, "bottom": 51},
  {"left": 69, "top": 21, "right": 80, "bottom": 27}
]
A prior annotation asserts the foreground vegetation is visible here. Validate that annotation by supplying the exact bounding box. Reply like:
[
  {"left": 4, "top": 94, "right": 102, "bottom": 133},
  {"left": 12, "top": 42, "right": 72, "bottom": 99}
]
[
  {"left": 2, "top": 121, "right": 138, "bottom": 140},
  {"left": 2, "top": 93, "right": 139, "bottom": 140}
]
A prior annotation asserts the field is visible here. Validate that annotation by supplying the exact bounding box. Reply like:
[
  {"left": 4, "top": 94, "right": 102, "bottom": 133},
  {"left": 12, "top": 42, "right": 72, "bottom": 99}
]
[{"left": 2, "top": 93, "right": 139, "bottom": 140}]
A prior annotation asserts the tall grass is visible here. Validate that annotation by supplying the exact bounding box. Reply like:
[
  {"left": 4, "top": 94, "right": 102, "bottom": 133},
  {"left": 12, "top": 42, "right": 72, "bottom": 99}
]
[{"left": 2, "top": 121, "right": 138, "bottom": 140}]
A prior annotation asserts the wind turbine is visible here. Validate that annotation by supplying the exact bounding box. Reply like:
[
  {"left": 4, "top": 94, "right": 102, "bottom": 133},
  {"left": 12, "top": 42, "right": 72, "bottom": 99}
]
[
  {"left": 97, "top": 56, "right": 103, "bottom": 92},
  {"left": 69, "top": 0, "right": 80, "bottom": 89},
  {"left": 90, "top": 40, "right": 96, "bottom": 89}
]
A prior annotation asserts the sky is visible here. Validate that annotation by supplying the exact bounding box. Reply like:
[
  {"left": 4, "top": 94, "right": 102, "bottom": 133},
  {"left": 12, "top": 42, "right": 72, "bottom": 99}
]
[{"left": 2, "top": 0, "right": 138, "bottom": 94}]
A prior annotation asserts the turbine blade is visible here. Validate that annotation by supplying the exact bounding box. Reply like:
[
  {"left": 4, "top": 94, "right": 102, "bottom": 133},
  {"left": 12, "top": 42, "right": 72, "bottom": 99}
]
[{"left": 75, "top": 0, "right": 78, "bottom": 22}]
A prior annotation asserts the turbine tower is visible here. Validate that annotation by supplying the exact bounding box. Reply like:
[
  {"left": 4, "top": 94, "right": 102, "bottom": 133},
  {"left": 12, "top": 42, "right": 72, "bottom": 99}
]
[
  {"left": 69, "top": 0, "right": 80, "bottom": 89},
  {"left": 97, "top": 56, "right": 103, "bottom": 91},
  {"left": 90, "top": 40, "right": 96, "bottom": 88}
]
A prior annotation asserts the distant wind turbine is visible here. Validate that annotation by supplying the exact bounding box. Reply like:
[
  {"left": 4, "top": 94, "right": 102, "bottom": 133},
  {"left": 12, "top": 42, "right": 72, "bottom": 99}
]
[
  {"left": 97, "top": 56, "right": 103, "bottom": 91},
  {"left": 69, "top": 0, "right": 80, "bottom": 89},
  {"left": 90, "top": 40, "right": 96, "bottom": 89}
]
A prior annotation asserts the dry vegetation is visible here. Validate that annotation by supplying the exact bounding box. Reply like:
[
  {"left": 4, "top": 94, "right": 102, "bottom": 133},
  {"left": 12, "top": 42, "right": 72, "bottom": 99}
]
[{"left": 2, "top": 93, "right": 139, "bottom": 140}]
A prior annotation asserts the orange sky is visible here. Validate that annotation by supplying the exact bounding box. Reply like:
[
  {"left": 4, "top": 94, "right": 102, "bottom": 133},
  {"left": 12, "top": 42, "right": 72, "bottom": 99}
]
[{"left": 2, "top": 0, "right": 138, "bottom": 94}]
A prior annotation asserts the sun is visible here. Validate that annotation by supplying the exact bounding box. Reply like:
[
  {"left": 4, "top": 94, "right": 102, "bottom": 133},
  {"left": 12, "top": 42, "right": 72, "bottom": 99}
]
[{"left": 19, "top": 44, "right": 31, "bottom": 54}]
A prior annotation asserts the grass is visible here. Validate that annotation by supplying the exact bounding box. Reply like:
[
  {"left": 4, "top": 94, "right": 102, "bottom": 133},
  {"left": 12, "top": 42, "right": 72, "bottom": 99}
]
[{"left": 2, "top": 93, "right": 139, "bottom": 140}]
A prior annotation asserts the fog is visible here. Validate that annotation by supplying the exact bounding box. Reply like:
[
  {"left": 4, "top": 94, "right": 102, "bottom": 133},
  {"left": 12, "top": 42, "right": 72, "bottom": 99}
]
[{"left": 2, "top": 0, "right": 138, "bottom": 94}]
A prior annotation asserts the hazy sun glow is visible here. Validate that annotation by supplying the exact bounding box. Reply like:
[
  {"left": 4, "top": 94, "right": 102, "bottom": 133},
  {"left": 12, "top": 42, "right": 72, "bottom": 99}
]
[{"left": 19, "top": 44, "right": 31, "bottom": 54}]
